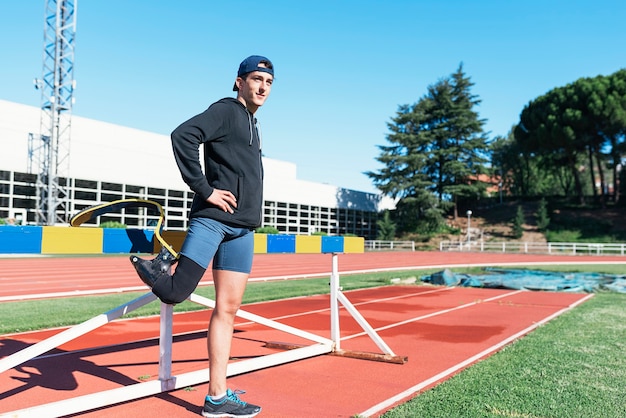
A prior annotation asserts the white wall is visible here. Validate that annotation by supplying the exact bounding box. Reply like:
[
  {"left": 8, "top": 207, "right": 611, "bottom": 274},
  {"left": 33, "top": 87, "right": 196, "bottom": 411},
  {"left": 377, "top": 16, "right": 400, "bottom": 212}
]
[
  {"left": 0, "top": 100, "right": 38, "bottom": 174},
  {"left": 0, "top": 99, "right": 186, "bottom": 190},
  {"left": 0, "top": 99, "right": 395, "bottom": 211}
]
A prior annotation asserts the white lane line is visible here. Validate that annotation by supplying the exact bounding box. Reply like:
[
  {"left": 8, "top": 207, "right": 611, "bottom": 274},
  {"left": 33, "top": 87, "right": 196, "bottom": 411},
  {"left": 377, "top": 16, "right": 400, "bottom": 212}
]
[
  {"left": 1, "top": 259, "right": 620, "bottom": 302},
  {"left": 0, "top": 286, "right": 152, "bottom": 302},
  {"left": 231, "top": 287, "right": 453, "bottom": 327}
]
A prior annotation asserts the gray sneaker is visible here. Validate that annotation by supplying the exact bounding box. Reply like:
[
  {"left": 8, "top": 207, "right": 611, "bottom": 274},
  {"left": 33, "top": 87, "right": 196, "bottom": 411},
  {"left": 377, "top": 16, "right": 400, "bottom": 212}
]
[{"left": 202, "top": 389, "right": 261, "bottom": 418}]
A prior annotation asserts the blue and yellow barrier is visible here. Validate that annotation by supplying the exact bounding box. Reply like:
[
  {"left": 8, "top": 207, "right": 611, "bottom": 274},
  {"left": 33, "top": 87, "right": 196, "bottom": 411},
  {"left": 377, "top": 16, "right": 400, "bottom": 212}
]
[
  {"left": 41, "top": 226, "right": 103, "bottom": 254},
  {"left": 0, "top": 226, "right": 43, "bottom": 254},
  {"left": 0, "top": 226, "right": 364, "bottom": 255}
]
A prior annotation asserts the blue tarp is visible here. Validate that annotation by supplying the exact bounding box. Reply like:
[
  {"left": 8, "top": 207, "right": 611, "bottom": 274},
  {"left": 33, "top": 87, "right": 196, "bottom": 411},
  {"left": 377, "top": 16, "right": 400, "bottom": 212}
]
[{"left": 421, "top": 268, "right": 626, "bottom": 293}]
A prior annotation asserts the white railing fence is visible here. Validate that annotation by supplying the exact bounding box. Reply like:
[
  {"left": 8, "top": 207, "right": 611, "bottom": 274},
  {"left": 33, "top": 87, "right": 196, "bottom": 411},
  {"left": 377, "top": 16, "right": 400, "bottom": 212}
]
[
  {"left": 365, "top": 240, "right": 416, "bottom": 251},
  {"left": 439, "top": 240, "right": 626, "bottom": 256}
]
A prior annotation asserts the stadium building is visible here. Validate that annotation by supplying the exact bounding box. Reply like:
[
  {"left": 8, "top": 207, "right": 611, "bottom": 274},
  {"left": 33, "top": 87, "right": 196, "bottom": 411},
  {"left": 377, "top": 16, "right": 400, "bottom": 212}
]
[{"left": 0, "top": 100, "right": 393, "bottom": 239}]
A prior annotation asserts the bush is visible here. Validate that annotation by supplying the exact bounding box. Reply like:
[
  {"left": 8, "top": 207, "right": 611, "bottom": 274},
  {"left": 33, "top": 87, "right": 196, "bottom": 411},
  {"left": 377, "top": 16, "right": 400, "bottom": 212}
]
[
  {"left": 376, "top": 211, "right": 396, "bottom": 240},
  {"left": 99, "top": 221, "right": 126, "bottom": 229},
  {"left": 255, "top": 226, "right": 279, "bottom": 234},
  {"left": 536, "top": 198, "right": 550, "bottom": 231},
  {"left": 545, "top": 229, "right": 581, "bottom": 242}
]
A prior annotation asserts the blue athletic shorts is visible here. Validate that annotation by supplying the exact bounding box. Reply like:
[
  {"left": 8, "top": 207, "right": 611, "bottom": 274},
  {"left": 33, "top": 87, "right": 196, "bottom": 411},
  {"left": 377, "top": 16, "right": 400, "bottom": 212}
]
[{"left": 179, "top": 217, "right": 255, "bottom": 273}]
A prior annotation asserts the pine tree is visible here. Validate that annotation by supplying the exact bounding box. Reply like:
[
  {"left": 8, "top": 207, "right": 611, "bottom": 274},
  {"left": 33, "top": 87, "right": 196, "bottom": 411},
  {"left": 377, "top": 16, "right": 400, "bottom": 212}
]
[
  {"left": 511, "top": 205, "right": 525, "bottom": 239},
  {"left": 367, "top": 64, "right": 490, "bottom": 234},
  {"left": 536, "top": 198, "right": 550, "bottom": 231},
  {"left": 444, "top": 64, "right": 490, "bottom": 219}
]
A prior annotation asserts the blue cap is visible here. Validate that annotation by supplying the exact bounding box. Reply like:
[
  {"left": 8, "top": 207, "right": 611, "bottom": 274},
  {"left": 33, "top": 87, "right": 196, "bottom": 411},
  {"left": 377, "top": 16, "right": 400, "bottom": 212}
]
[{"left": 233, "top": 55, "right": 274, "bottom": 91}]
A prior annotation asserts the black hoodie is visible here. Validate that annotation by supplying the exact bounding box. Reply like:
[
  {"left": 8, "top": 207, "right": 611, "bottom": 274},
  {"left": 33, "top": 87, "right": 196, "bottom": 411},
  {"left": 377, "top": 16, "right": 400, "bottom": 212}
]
[{"left": 171, "top": 98, "right": 264, "bottom": 228}]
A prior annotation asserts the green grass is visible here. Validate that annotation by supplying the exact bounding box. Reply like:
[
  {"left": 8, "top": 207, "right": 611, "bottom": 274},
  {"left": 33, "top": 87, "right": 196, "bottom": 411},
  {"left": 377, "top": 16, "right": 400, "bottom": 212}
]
[
  {"left": 546, "top": 213, "right": 626, "bottom": 243},
  {"left": 0, "top": 269, "right": 424, "bottom": 334},
  {"left": 2, "top": 264, "right": 625, "bottom": 417},
  {"left": 545, "top": 229, "right": 622, "bottom": 243}
]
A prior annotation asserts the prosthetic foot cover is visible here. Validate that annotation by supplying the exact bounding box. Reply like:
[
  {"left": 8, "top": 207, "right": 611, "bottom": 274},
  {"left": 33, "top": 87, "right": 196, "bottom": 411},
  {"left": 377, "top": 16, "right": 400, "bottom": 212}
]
[{"left": 130, "top": 247, "right": 177, "bottom": 288}]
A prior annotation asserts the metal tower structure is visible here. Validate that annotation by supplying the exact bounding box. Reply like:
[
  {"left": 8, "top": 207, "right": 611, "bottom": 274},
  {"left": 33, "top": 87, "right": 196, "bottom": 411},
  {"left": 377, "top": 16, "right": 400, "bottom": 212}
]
[{"left": 31, "top": 0, "right": 77, "bottom": 225}]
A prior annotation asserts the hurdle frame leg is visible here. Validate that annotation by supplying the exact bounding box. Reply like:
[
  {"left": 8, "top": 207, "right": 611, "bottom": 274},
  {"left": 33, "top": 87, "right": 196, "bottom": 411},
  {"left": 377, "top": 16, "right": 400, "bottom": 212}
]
[
  {"left": 158, "top": 302, "right": 175, "bottom": 390},
  {"left": 330, "top": 252, "right": 342, "bottom": 350},
  {"left": 328, "top": 253, "right": 408, "bottom": 364}
]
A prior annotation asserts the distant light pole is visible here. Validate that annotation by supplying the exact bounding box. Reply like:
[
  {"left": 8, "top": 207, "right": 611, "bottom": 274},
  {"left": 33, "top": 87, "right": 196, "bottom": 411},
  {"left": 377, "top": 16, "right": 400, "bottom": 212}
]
[{"left": 466, "top": 210, "right": 472, "bottom": 245}]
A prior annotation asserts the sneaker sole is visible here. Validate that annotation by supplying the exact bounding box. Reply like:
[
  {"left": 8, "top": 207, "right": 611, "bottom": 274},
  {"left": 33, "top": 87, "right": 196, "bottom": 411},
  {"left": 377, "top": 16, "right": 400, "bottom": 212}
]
[{"left": 201, "top": 411, "right": 260, "bottom": 418}]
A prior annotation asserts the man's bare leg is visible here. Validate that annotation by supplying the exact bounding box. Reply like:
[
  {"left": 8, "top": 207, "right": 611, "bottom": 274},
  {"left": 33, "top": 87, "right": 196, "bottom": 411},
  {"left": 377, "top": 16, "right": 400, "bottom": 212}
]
[{"left": 207, "top": 269, "right": 249, "bottom": 397}]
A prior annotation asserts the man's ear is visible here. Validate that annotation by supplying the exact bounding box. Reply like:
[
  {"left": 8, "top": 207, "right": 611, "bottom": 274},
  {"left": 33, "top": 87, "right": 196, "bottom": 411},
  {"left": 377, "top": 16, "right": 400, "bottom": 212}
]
[{"left": 235, "top": 77, "right": 244, "bottom": 91}]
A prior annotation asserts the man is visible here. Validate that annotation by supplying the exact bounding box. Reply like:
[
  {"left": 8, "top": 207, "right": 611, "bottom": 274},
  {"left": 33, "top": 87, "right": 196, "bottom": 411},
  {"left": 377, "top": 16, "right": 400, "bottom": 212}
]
[{"left": 131, "top": 55, "right": 274, "bottom": 417}]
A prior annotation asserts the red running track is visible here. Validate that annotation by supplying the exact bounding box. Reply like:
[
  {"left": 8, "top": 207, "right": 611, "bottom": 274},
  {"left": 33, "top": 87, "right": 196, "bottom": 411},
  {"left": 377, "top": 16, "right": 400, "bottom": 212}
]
[
  {"left": 0, "top": 251, "right": 624, "bottom": 301},
  {"left": 0, "top": 251, "right": 622, "bottom": 417}
]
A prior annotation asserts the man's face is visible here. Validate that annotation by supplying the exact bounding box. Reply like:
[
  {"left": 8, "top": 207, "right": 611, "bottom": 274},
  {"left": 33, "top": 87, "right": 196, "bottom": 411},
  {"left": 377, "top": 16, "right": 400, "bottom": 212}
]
[{"left": 236, "top": 70, "right": 273, "bottom": 111}]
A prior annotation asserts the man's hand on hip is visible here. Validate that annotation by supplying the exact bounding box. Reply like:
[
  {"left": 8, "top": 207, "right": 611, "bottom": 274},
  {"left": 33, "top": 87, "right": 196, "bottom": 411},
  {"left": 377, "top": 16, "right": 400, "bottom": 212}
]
[{"left": 207, "top": 189, "right": 237, "bottom": 214}]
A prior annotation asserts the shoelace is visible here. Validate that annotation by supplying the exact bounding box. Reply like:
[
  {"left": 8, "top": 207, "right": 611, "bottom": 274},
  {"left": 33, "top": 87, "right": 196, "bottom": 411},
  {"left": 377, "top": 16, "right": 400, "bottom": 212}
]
[{"left": 226, "top": 389, "right": 248, "bottom": 406}]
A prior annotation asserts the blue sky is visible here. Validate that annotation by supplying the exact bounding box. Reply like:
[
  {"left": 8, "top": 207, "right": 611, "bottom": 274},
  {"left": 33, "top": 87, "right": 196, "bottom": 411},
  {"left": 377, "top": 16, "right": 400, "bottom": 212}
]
[{"left": 2, "top": 1, "right": 624, "bottom": 193}]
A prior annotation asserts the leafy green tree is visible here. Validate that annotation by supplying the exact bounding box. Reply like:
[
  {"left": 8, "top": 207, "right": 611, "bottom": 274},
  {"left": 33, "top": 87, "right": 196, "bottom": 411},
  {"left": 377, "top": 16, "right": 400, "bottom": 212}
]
[
  {"left": 514, "top": 70, "right": 626, "bottom": 204},
  {"left": 491, "top": 131, "right": 532, "bottom": 197},
  {"left": 491, "top": 130, "right": 578, "bottom": 198},
  {"left": 368, "top": 64, "right": 490, "bottom": 234},
  {"left": 515, "top": 85, "right": 588, "bottom": 203},
  {"left": 583, "top": 70, "right": 626, "bottom": 203},
  {"left": 376, "top": 210, "right": 396, "bottom": 240}
]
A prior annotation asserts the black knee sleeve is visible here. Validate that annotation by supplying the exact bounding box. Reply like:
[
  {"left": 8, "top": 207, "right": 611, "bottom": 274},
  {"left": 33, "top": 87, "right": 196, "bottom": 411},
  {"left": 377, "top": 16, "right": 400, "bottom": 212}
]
[{"left": 151, "top": 255, "right": 206, "bottom": 304}]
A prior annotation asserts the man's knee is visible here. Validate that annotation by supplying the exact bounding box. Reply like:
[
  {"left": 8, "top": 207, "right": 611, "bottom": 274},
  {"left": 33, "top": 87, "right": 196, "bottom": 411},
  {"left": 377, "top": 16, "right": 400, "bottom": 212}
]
[
  {"left": 152, "top": 255, "right": 206, "bottom": 305},
  {"left": 156, "top": 291, "right": 188, "bottom": 305}
]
